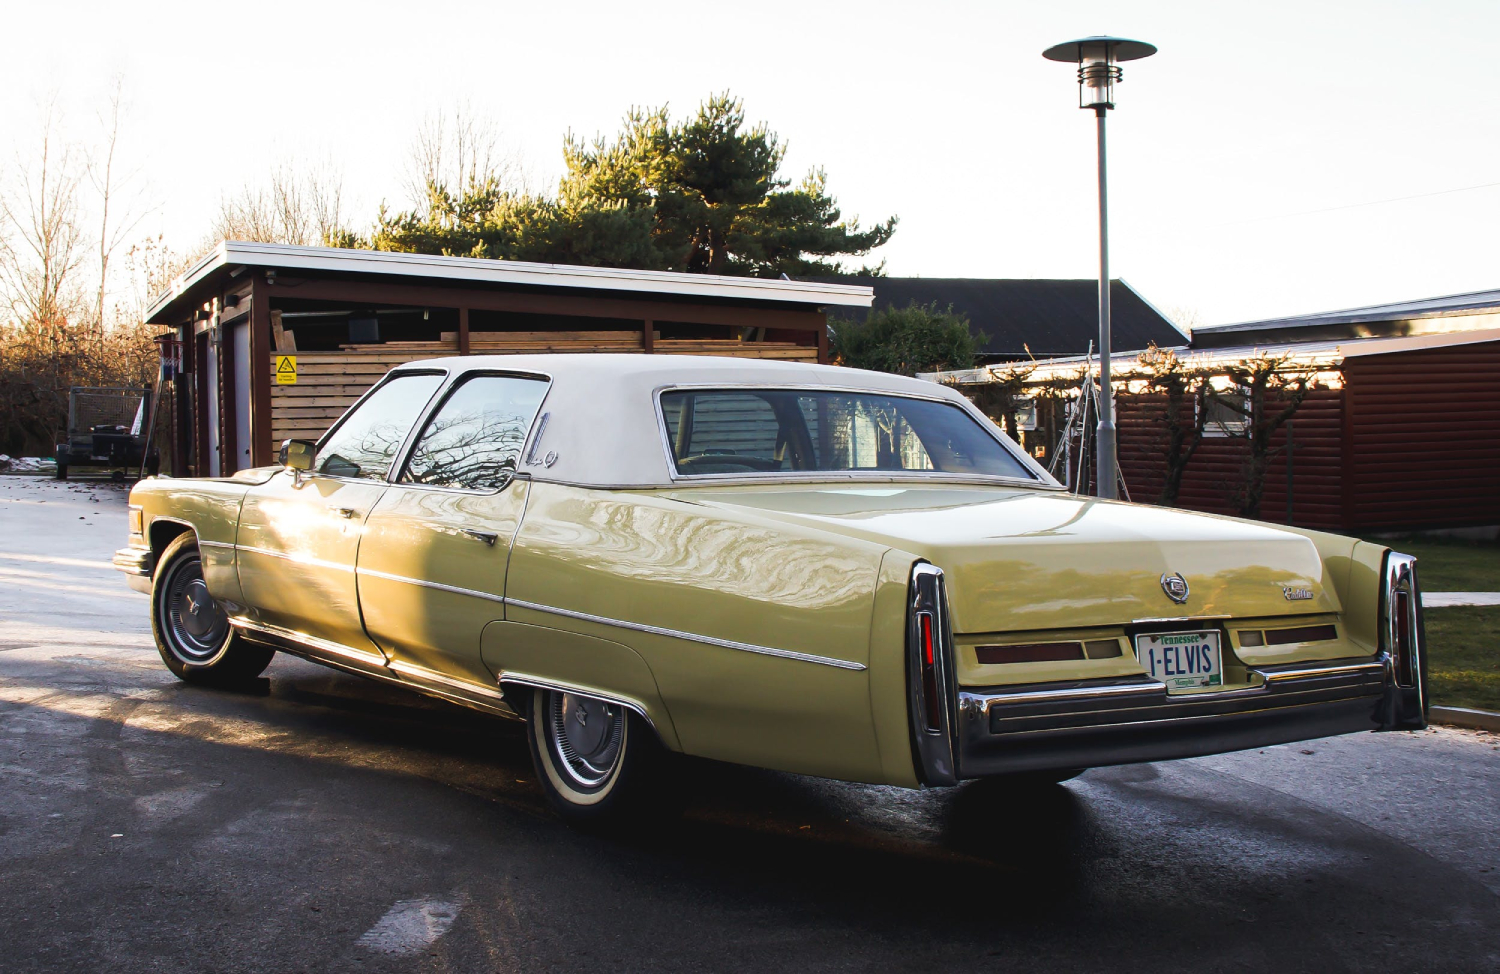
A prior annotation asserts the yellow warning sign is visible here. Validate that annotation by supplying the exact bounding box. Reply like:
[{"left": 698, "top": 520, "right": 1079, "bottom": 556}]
[{"left": 275, "top": 355, "right": 297, "bottom": 385}]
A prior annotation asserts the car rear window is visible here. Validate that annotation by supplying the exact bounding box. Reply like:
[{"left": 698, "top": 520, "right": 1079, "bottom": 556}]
[{"left": 659, "top": 389, "right": 1034, "bottom": 480}]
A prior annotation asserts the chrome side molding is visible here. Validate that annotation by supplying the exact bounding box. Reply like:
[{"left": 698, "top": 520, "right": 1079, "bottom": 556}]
[
  {"left": 497, "top": 672, "right": 658, "bottom": 731},
  {"left": 506, "top": 597, "right": 866, "bottom": 671}
]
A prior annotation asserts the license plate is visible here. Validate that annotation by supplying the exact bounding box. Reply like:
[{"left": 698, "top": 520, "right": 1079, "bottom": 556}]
[{"left": 1135, "top": 630, "right": 1223, "bottom": 691}]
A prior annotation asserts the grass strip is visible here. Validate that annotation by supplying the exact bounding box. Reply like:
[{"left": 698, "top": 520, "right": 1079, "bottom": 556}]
[{"left": 1424, "top": 606, "right": 1500, "bottom": 712}]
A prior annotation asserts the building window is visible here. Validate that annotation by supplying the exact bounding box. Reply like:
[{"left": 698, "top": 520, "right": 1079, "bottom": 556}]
[
  {"left": 1201, "top": 386, "right": 1249, "bottom": 437},
  {"left": 1013, "top": 398, "right": 1038, "bottom": 431}
]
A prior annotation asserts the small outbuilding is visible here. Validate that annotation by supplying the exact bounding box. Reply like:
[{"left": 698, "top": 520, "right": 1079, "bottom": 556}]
[
  {"left": 927, "top": 288, "right": 1500, "bottom": 534},
  {"left": 145, "top": 242, "right": 872, "bottom": 478}
]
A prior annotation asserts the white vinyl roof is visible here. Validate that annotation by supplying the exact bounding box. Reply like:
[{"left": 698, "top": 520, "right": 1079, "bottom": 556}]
[
  {"left": 378, "top": 353, "right": 1054, "bottom": 490},
  {"left": 147, "top": 241, "right": 874, "bottom": 322}
]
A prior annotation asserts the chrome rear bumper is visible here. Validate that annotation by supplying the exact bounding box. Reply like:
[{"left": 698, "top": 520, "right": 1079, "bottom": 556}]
[{"left": 956, "top": 660, "right": 1387, "bottom": 779}]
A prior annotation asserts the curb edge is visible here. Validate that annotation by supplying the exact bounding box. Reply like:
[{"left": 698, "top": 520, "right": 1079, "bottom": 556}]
[{"left": 1430, "top": 705, "right": 1500, "bottom": 733}]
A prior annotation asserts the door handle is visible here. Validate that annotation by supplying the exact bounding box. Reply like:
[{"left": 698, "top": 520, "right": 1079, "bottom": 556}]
[
  {"left": 462, "top": 529, "right": 499, "bottom": 546},
  {"left": 334, "top": 507, "right": 358, "bottom": 519}
]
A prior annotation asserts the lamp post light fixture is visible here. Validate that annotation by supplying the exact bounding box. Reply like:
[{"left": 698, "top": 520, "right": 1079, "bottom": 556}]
[{"left": 1042, "top": 36, "right": 1156, "bottom": 500}]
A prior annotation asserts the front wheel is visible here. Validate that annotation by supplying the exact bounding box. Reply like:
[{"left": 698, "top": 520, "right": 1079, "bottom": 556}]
[
  {"left": 525, "top": 687, "right": 677, "bottom": 827},
  {"left": 151, "top": 533, "right": 273, "bottom": 684}
]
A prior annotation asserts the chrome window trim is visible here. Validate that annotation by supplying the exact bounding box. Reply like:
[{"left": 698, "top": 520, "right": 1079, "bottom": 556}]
[
  {"left": 355, "top": 566, "right": 507, "bottom": 605},
  {"left": 304, "top": 367, "right": 450, "bottom": 486},
  {"left": 505, "top": 597, "right": 867, "bottom": 671},
  {"left": 392, "top": 368, "right": 555, "bottom": 492},
  {"left": 650, "top": 382, "right": 1061, "bottom": 490}
]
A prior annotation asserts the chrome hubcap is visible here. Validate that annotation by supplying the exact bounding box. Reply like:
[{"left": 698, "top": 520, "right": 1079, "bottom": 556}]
[
  {"left": 547, "top": 692, "right": 624, "bottom": 790},
  {"left": 162, "top": 555, "right": 228, "bottom": 663}
]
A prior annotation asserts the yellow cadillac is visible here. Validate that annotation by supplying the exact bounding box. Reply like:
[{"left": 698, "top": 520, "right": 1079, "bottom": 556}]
[{"left": 114, "top": 355, "right": 1428, "bottom": 823}]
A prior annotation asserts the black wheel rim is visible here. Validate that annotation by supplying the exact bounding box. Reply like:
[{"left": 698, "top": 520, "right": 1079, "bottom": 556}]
[
  {"left": 159, "top": 552, "right": 229, "bottom": 664},
  {"left": 545, "top": 691, "right": 624, "bottom": 791}
]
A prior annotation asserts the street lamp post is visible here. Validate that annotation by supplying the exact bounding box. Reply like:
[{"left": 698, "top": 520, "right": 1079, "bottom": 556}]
[{"left": 1042, "top": 36, "right": 1156, "bottom": 500}]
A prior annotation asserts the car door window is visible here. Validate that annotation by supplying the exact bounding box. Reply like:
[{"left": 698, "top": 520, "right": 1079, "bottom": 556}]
[
  {"left": 400, "top": 374, "right": 550, "bottom": 490},
  {"left": 318, "top": 372, "right": 444, "bottom": 480}
]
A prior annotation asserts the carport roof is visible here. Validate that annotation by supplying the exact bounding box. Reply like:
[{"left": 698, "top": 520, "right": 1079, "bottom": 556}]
[
  {"left": 1194, "top": 286, "right": 1500, "bottom": 343},
  {"left": 146, "top": 241, "right": 875, "bottom": 324},
  {"left": 922, "top": 326, "right": 1500, "bottom": 386}
]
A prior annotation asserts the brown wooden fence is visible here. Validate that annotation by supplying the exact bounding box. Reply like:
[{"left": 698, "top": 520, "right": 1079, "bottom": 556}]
[{"left": 1114, "top": 389, "right": 1346, "bottom": 530}]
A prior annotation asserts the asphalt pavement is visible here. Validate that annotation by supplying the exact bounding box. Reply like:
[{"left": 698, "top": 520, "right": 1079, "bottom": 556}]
[{"left": 1, "top": 473, "right": 1497, "bottom": 973}]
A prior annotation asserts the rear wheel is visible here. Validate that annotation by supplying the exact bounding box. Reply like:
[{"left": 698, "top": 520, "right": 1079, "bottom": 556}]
[
  {"left": 151, "top": 533, "right": 273, "bottom": 684},
  {"left": 525, "top": 687, "right": 676, "bottom": 827}
]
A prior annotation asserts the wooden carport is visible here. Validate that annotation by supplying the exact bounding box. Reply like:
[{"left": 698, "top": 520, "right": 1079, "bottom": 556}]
[{"left": 144, "top": 242, "right": 872, "bottom": 478}]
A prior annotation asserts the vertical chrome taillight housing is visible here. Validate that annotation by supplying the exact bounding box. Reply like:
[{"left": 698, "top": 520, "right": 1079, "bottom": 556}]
[
  {"left": 907, "top": 563, "right": 958, "bottom": 785},
  {"left": 1379, "top": 551, "right": 1427, "bottom": 729}
]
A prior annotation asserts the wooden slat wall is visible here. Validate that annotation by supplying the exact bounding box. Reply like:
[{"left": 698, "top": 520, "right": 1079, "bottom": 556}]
[
  {"left": 269, "top": 349, "right": 450, "bottom": 442},
  {"left": 269, "top": 341, "right": 819, "bottom": 443},
  {"left": 1343, "top": 340, "right": 1500, "bottom": 531},
  {"left": 1115, "top": 389, "right": 1346, "bottom": 529}
]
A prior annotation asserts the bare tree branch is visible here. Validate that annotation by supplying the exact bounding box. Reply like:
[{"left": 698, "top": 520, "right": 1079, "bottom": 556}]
[{"left": 0, "top": 100, "right": 89, "bottom": 325}]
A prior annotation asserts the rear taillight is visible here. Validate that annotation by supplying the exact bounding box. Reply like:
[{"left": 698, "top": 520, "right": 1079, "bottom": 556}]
[
  {"left": 1382, "top": 554, "right": 1421, "bottom": 691},
  {"left": 1393, "top": 589, "right": 1415, "bottom": 687},
  {"left": 907, "top": 563, "right": 956, "bottom": 785},
  {"left": 918, "top": 611, "right": 941, "bottom": 731}
]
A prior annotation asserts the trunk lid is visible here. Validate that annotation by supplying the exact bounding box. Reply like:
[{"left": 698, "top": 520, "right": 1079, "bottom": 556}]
[{"left": 673, "top": 484, "right": 1341, "bottom": 633}]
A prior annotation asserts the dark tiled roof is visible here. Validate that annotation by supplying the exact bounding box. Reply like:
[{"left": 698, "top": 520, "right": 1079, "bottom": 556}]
[{"left": 819, "top": 277, "right": 1186, "bottom": 360}]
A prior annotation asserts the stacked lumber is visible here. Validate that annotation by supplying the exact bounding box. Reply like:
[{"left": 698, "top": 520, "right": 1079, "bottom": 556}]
[
  {"left": 654, "top": 341, "right": 816, "bottom": 361},
  {"left": 269, "top": 338, "right": 818, "bottom": 441},
  {"left": 440, "top": 330, "right": 648, "bottom": 352}
]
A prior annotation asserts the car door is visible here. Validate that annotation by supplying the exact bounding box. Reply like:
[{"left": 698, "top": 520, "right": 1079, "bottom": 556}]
[
  {"left": 356, "top": 372, "right": 550, "bottom": 697},
  {"left": 235, "top": 370, "right": 446, "bottom": 661}
]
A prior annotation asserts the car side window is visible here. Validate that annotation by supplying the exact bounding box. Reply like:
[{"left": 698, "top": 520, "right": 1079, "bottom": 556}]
[
  {"left": 400, "top": 374, "right": 550, "bottom": 491},
  {"left": 317, "top": 373, "right": 444, "bottom": 481}
]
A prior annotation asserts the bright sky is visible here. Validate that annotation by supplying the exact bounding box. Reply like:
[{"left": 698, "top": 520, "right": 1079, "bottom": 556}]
[{"left": 3, "top": 0, "right": 1497, "bottom": 328}]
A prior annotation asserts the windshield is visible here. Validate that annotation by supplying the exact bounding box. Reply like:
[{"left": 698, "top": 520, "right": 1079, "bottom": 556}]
[{"left": 660, "top": 389, "right": 1034, "bottom": 480}]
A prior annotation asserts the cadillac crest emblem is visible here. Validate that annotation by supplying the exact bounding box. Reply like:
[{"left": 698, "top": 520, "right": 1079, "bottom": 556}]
[{"left": 1160, "top": 572, "right": 1190, "bottom": 604}]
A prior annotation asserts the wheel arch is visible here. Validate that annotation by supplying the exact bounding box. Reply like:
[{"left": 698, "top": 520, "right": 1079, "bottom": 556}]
[{"left": 149, "top": 518, "right": 195, "bottom": 561}]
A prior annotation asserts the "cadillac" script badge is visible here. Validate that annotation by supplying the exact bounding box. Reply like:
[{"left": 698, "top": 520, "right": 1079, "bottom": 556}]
[{"left": 1282, "top": 585, "right": 1314, "bottom": 601}]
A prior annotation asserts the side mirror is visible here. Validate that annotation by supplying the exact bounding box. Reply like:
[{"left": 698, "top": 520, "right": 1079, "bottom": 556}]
[{"left": 279, "top": 439, "right": 317, "bottom": 478}]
